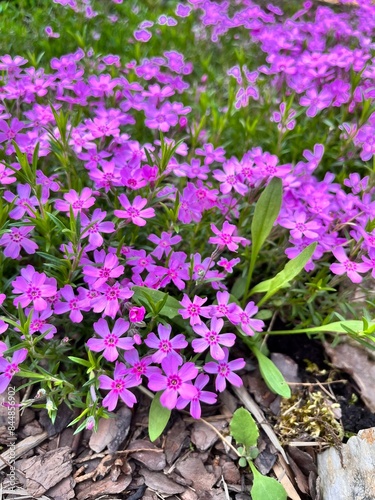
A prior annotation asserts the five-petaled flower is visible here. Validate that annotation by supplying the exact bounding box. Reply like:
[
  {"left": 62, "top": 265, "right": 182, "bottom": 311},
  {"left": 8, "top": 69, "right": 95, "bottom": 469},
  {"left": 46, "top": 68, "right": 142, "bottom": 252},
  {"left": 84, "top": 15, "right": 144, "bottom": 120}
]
[
  {"left": 87, "top": 318, "right": 134, "bottom": 362},
  {"left": 114, "top": 194, "right": 155, "bottom": 226},
  {"left": 209, "top": 221, "right": 248, "bottom": 252},
  {"left": 99, "top": 362, "right": 140, "bottom": 411}
]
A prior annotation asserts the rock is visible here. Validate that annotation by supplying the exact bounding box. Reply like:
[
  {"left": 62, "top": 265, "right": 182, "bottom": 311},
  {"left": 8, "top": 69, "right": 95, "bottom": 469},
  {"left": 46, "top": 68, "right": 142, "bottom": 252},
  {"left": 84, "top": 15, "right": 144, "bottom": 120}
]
[{"left": 317, "top": 427, "right": 375, "bottom": 499}]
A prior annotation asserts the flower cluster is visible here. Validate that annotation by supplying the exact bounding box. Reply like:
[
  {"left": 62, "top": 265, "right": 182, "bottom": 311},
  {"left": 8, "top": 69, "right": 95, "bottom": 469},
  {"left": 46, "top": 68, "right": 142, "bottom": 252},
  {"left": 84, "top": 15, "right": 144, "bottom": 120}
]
[{"left": 0, "top": 0, "right": 374, "bottom": 428}]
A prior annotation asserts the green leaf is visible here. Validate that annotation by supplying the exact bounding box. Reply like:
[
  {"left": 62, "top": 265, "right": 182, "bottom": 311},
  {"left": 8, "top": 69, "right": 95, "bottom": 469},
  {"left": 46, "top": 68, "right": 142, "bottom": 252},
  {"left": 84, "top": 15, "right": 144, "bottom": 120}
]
[
  {"left": 252, "top": 347, "right": 291, "bottom": 398},
  {"left": 270, "top": 320, "right": 375, "bottom": 335},
  {"left": 230, "top": 407, "right": 259, "bottom": 449},
  {"left": 148, "top": 392, "right": 171, "bottom": 442},
  {"left": 249, "top": 462, "right": 287, "bottom": 500},
  {"left": 132, "top": 286, "right": 181, "bottom": 320},
  {"left": 250, "top": 178, "right": 282, "bottom": 276},
  {"left": 67, "top": 356, "right": 91, "bottom": 368},
  {"left": 251, "top": 243, "right": 317, "bottom": 304}
]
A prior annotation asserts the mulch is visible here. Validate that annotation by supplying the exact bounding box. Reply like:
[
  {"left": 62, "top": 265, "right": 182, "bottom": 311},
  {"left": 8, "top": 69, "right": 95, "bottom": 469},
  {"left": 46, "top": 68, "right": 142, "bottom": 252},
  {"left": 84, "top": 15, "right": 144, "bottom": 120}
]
[{"left": 1, "top": 334, "right": 375, "bottom": 499}]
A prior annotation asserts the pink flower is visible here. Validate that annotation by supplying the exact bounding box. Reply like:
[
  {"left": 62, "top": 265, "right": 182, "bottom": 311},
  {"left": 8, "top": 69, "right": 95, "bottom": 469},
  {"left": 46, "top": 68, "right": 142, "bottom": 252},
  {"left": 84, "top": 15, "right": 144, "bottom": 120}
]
[
  {"left": 204, "top": 348, "right": 245, "bottom": 392},
  {"left": 0, "top": 226, "right": 38, "bottom": 258},
  {"left": 114, "top": 194, "right": 155, "bottom": 226},
  {"left": 178, "top": 294, "right": 211, "bottom": 326},
  {"left": 83, "top": 253, "right": 124, "bottom": 289},
  {"left": 192, "top": 317, "right": 236, "bottom": 360},
  {"left": 99, "top": 362, "right": 139, "bottom": 411},
  {"left": 54, "top": 285, "right": 90, "bottom": 323},
  {"left": 148, "top": 355, "right": 198, "bottom": 410},
  {"left": 4, "top": 183, "right": 38, "bottom": 220},
  {"left": 12, "top": 266, "right": 57, "bottom": 311},
  {"left": 330, "top": 247, "right": 369, "bottom": 283},
  {"left": 213, "top": 160, "right": 248, "bottom": 196},
  {"left": 176, "top": 374, "right": 217, "bottom": 419},
  {"left": 87, "top": 318, "right": 134, "bottom": 362},
  {"left": 0, "top": 348, "right": 28, "bottom": 393},
  {"left": 228, "top": 301, "right": 265, "bottom": 336},
  {"left": 145, "top": 324, "right": 187, "bottom": 364},
  {"left": 55, "top": 188, "right": 95, "bottom": 217},
  {"left": 148, "top": 232, "right": 182, "bottom": 259},
  {"left": 91, "top": 283, "right": 133, "bottom": 319},
  {"left": 129, "top": 306, "right": 146, "bottom": 323},
  {"left": 81, "top": 209, "right": 115, "bottom": 250},
  {"left": 209, "top": 221, "right": 248, "bottom": 252}
]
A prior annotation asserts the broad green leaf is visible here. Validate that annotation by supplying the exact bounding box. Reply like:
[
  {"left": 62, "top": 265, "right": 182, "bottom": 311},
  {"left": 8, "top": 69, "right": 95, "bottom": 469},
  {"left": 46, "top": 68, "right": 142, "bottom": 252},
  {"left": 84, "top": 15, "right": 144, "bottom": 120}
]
[
  {"left": 148, "top": 392, "right": 171, "bottom": 442},
  {"left": 250, "top": 177, "right": 282, "bottom": 276},
  {"left": 230, "top": 407, "right": 259, "bottom": 449},
  {"left": 231, "top": 276, "right": 247, "bottom": 300},
  {"left": 252, "top": 347, "right": 291, "bottom": 398},
  {"left": 251, "top": 243, "right": 317, "bottom": 301},
  {"left": 250, "top": 462, "right": 287, "bottom": 500},
  {"left": 132, "top": 286, "right": 181, "bottom": 320}
]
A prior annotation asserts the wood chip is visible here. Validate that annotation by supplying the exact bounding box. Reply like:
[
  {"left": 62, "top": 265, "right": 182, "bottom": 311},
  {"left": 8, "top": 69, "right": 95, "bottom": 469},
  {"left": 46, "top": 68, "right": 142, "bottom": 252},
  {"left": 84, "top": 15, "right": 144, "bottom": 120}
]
[
  {"left": 175, "top": 455, "right": 216, "bottom": 492},
  {"left": 140, "top": 468, "right": 185, "bottom": 495},
  {"left": 75, "top": 473, "right": 132, "bottom": 500},
  {"left": 191, "top": 420, "right": 228, "bottom": 451},
  {"left": 127, "top": 439, "right": 166, "bottom": 471},
  {"left": 15, "top": 446, "right": 73, "bottom": 497},
  {"left": 46, "top": 475, "right": 76, "bottom": 500},
  {"left": 324, "top": 342, "right": 375, "bottom": 412},
  {"left": 164, "top": 417, "right": 189, "bottom": 464},
  {"left": 0, "top": 431, "right": 48, "bottom": 471},
  {"left": 89, "top": 406, "right": 132, "bottom": 453}
]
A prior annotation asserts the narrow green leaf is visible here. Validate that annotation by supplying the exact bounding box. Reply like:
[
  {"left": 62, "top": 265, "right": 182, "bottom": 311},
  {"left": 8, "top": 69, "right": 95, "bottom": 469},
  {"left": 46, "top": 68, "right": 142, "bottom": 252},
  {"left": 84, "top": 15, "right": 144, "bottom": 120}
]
[
  {"left": 148, "top": 392, "right": 171, "bottom": 442},
  {"left": 249, "top": 462, "right": 287, "bottom": 500},
  {"left": 251, "top": 243, "right": 317, "bottom": 303},
  {"left": 252, "top": 347, "right": 291, "bottom": 398},
  {"left": 270, "top": 320, "right": 375, "bottom": 335},
  {"left": 230, "top": 408, "right": 259, "bottom": 449},
  {"left": 68, "top": 356, "right": 91, "bottom": 368},
  {"left": 250, "top": 177, "right": 282, "bottom": 271}
]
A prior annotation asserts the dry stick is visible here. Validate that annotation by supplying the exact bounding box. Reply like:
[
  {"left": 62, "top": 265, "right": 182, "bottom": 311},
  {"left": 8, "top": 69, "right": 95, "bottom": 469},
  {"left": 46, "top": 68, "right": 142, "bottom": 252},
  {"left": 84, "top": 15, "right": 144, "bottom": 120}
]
[
  {"left": 0, "top": 431, "right": 49, "bottom": 472},
  {"left": 232, "top": 385, "right": 289, "bottom": 464}
]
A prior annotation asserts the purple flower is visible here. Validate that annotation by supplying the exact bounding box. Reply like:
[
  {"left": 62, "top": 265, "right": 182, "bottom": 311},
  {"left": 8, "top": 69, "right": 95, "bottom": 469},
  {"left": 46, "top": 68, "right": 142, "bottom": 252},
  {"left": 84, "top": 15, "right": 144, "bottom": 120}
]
[
  {"left": 114, "top": 194, "right": 155, "bottom": 226},
  {"left": 129, "top": 306, "right": 146, "bottom": 323},
  {"left": 145, "top": 324, "right": 187, "bottom": 364},
  {"left": 176, "top": 374, "right": 217, "bottom": 419},
  {"left": 81, "top": 209, "right": 115, "bottom": 250},
  {"left": 228, "top": 301, "right": 265, "bottom": 336},
  {"left": 204, "top": 348, "right": 245, "bottom": 392},
  {"left": 148, "top": 232, "right": 182, "bottom": 259},
  {"left": 178, "top": 294, "right": 211, "bottom": 326},
  {"left": 0, "top": 226, "right": 38, "bottom": 258},
  {"left": 55, "top": 188, "right": 95, "bottom": 216},
  {"left": 54, "top": 285, "right": 90, "bottom": 323},
  {"left": 279, "top": 211, "right": 321, "bottom": 239},
  {"left": 148, "top": 355, "right": 198, "bottom": 410},
  {"left": 124, "top": 349, "right": 156, "bottom": 381},
  {"left": 91, "top": 282, "right": 133, "bottom": 319},
  {"left": 209, "top": 221, "right": 248, "bottom": 252},
  {"left": 176, "top": 3, "right": 192, "bottom": 17},
  {"left": 0, "top": 163, "right": 17, "bottom": 185},
  {"left": 330, "top": 247, "right": 369, "bottom": 283},
  {"left": 36, "top": 170, "right": 60, "bottom": 203},
  {"left": 99, "top": 362, "right": 139, "bottom": 411},
  {"left": 87, "top": 318, "right": 134, "bottom": 362},
  {"left": 4, "top": 183, "right": 38, "bottom": 220},
  {"left": 83, "top": 253, "right": 124, "bottom": 289},
  {"left": 134, "top": 29, "right": 152, "bottom": 42},
  {"left": 144, "top": 104, "right": 179, "bottom": 132},
  {"left": 12, "top": 266, "right": 57, "bottom": 311},
  {"left": 192, "top": 317, "right": 236, "bottom": 360},
  {"left": 213, "top": 159, "right": 248, "bottom": 196},
  {"left": 196, "top": 143, "right": 226, "bottom": 165},
  {"left": 154, "top": 251, "right": 190, "bottom": 290},
  {"left": 0, "top": 348, "right": 28, "bottom": 393},
  {"left": 28, "top": 309, "right": 57, "bottom": 339}
]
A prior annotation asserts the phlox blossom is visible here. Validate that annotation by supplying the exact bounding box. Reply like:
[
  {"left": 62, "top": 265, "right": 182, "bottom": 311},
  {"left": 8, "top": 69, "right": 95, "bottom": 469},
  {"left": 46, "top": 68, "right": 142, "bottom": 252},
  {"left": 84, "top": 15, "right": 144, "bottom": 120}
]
[
  {"left": 330, "top": 247, "right": 369, "bottom": 283},
  {"left": 204, "top": 348, "right": 245, "bottom": 392},
  {"left": 148, "top": 355, "right": 198, "bottom": 410},
  {"left": 145, "top": 324, "right": 187, "bottom": 364},
  {"left": 0, "top": 226, "right": 38, "bottom": 259},
  {"left": 209, "top": 221, "right": 248, "bottom": 252},
  {"left": 192, "top": 317, "right": 236, "bottom": 360},
  {"left": 0, "top": 348, "right": 28, "bottom": 393},
  {"left": 12, "top": 266, "right": 57, "bottom": 311},
  {"left": 99, "top": 362, "right": 139, "bottom": 411},
  {"left": 176, "top": 374, "right": 217, "bottom": 419},
  {"left": 114, "top": 194, "right": 155, "bottom": 226},
  {"left": 178, "top": 294, "right": 211, "bottom": 326},
  {"left": 87, "top": 318, "right": 134, "bottom": 362}
]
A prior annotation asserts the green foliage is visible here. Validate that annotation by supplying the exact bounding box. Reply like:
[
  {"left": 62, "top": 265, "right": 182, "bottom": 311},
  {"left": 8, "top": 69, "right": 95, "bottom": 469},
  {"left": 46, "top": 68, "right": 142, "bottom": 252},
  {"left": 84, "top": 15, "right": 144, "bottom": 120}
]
[
  {"left": 148, "top": 392, "right": 171, "bottom": 442},
  {"left": 251, "top": 347, "right": 291, "bottom": 398}
]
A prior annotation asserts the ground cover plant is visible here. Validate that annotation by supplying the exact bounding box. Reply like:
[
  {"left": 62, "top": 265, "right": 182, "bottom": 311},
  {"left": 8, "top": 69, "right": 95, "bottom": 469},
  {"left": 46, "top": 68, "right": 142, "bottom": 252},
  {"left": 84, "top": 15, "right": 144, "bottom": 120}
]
[{"left": 1, "top": 0, "right": 375, "bottom": 496}]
